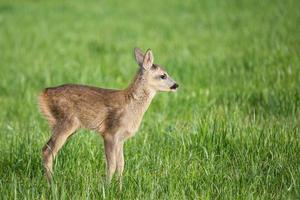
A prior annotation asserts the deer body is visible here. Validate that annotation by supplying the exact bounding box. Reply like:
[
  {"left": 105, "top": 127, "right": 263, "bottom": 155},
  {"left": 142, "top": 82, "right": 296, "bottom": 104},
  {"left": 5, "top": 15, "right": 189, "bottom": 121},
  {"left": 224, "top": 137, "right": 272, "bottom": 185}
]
[{"left": 39, "top": 48, "right": 178, "bottom": 187}]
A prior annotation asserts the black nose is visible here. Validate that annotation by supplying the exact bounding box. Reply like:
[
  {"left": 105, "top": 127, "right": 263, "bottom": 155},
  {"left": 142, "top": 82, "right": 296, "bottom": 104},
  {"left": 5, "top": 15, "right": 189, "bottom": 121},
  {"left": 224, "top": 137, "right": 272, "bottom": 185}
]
[{"left": 170, "top": 83, "right": 179, "bottom": 90}]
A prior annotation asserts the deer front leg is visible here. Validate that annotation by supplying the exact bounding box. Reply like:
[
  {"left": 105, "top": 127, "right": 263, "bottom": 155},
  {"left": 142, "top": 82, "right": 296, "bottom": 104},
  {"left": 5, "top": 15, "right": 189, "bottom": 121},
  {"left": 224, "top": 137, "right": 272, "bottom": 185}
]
[
  {"left": 116, "top": 141, "right": 124, "bottom": 189},
  {"left": 104, "top": 135, "right": 118, "bottom": 184}
]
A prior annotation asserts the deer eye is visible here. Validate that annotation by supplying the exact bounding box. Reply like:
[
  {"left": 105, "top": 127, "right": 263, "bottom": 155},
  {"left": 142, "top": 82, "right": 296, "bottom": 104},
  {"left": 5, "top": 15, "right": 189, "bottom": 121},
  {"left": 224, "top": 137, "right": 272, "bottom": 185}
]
[{"left": 160, "top": 73, "right": 167, "bottom": 80}]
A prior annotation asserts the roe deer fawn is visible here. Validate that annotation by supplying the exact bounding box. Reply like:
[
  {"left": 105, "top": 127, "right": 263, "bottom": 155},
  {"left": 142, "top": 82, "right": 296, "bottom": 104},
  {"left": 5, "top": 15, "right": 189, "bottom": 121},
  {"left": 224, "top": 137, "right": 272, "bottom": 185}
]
[{"left": 39, "top": 48, "right": 179, "bottom": 187}]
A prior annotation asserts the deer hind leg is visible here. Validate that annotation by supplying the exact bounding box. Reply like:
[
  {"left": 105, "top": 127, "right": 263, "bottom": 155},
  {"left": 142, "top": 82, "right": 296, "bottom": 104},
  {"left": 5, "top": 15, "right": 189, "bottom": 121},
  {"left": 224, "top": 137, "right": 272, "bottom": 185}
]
[{"left": 42, "top": 118, "right": 79, "bottom": 184}]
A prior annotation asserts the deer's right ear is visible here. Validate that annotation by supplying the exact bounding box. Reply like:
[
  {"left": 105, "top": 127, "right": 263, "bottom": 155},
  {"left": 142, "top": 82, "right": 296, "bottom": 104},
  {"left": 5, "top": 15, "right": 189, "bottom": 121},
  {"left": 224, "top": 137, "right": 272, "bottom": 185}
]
[
  {"left": 134, "top": 47, "right": 144, "bottom": 67},
  {"left": 142, "top": 49, "right": 154, "bottom": 70}
]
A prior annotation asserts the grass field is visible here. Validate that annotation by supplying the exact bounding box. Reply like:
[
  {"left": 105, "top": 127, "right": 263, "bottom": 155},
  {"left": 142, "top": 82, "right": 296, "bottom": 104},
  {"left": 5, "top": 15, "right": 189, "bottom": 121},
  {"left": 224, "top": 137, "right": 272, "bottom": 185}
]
[{"left": 0, "top": 0, "right": 300, "bottom": 199}]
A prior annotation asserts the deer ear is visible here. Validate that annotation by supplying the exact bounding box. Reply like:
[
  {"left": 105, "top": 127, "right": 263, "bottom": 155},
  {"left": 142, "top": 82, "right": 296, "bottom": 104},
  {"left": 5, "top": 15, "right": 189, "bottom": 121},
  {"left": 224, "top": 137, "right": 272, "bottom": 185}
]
[
  {"left": 142, "top": 49, "right": 154, "bottom": 70},
  {"left": 134, "top": 47, "right": 144, "bottom": 67}
]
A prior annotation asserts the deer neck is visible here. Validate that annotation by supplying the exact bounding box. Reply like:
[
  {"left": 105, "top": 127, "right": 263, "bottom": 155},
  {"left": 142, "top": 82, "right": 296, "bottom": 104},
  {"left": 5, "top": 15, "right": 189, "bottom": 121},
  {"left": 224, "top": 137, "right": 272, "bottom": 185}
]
[{"left": 125, "top": 70, "right": 156, "bottom": 110}]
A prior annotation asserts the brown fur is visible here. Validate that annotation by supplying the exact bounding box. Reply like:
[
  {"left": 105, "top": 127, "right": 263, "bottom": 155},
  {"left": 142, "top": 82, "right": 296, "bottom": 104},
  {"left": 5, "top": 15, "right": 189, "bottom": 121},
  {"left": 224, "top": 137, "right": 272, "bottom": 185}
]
[
  {"left": 39, "top": 91, "right": 56, "bottom": 127},
  {"left": 39, "top": 48, "right": 178, "bottom": 188}
]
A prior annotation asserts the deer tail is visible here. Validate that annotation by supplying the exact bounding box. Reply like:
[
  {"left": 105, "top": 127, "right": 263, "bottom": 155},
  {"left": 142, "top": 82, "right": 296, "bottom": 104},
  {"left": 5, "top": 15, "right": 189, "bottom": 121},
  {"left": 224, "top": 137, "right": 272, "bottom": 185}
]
[{"left": 38, "top": 89, "right": 56, "bottom": 127}]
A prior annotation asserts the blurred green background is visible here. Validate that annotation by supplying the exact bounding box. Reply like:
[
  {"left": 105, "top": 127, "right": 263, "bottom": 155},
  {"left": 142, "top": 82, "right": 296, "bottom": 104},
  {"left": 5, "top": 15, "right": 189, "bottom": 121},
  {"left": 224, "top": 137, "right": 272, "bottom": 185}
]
[{"left": 0, "top": 0, "right": 299, "bottom": 199}]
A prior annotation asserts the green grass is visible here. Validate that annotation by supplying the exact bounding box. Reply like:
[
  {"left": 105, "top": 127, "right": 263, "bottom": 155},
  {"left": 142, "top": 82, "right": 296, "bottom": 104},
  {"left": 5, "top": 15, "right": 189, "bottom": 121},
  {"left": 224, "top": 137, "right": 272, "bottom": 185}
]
[{"left": 0, "top": 0, "right": 300, "bottom": 199}]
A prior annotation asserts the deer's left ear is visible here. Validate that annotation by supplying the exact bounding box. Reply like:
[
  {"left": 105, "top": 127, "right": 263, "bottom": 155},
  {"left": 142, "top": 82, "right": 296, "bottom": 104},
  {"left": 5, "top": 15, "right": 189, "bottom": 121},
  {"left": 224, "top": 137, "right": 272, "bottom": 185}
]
[{"left": 142, "top": 49, "right": 154, "bottom": 70}]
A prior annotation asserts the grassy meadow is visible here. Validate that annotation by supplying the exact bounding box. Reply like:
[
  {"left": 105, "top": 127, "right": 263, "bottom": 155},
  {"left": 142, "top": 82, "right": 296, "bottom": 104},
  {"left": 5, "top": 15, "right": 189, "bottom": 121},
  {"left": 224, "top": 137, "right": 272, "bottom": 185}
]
[{"left": 0, "top": 0, "right": 300, "bottom": 199}]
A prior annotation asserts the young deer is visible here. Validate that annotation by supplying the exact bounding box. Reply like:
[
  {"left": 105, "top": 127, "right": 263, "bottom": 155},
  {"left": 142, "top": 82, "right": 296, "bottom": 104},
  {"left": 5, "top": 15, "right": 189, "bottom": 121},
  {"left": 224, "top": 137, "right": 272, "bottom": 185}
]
[{"left": 39, "top": 48, "right": 179, "bottom": 187}]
